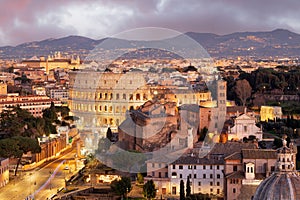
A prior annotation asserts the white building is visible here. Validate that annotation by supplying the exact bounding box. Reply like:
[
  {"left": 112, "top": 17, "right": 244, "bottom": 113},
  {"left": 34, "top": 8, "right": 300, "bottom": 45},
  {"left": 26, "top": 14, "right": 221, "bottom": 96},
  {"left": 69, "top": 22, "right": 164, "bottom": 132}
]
[
  {"left": 229, "top": 113, "right": 262, "bottom": 141},
  {"left": 169, "top": 156, "right": 224, "bottom": 197},
  {"left": 49, "top": 88, "right": 69, "bottom": 103},
  {"left": 0, "top": 94, "right": 61, "bottom": 117}
]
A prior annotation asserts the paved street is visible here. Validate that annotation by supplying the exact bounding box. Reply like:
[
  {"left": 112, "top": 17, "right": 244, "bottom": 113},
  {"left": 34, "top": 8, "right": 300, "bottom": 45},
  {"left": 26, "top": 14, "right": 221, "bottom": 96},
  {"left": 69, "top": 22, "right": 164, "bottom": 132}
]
[{"left": 0, "top": 148, "right": 83, "bottom": 200}]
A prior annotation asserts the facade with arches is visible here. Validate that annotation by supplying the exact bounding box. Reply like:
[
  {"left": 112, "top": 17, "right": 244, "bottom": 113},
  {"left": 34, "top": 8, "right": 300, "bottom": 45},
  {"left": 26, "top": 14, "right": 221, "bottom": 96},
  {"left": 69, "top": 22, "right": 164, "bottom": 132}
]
[{"left": 68, "top": 71, "right": 212, "bottom": 131}]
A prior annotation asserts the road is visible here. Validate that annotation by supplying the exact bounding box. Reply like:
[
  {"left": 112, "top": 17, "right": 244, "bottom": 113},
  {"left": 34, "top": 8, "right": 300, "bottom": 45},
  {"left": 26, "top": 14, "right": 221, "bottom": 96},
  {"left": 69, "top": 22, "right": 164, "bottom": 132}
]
[{"left": 0, "top": 148, "right": 84, "bottom": 200}]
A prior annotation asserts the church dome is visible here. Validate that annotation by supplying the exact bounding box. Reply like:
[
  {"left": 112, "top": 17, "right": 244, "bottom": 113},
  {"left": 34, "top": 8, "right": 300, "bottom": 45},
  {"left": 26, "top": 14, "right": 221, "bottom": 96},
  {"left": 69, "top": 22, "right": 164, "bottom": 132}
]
[
  {"left": 253, "top": 137, "right": 300, "bottom": 200},
  {"left": 253, "top": 172, "right": 300, "bottom": 200}
]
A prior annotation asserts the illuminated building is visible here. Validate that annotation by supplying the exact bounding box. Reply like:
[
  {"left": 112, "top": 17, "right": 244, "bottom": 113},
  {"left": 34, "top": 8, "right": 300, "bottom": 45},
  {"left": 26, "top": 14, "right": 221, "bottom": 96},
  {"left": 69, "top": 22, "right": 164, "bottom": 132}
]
[
  {"left": 68, "top": 70, "right": 212, "bottom": 134},
  {"left": 229, "top": 112, "right": 262, "bottom": 141},
  {"left": 0, "top": 94, "right": 61, "bottom": 117},
  {"left": 21, "top": 52, "right": 82, "bottom": 74},
  {"left": 260, "top": 106, "right": 282, "bottom": 122},
  {"left": 145, "top": 142, "right": 258, "bottom": 198},
  {"left": 0, "top": 158, "right": 9, "bottom": 188}
]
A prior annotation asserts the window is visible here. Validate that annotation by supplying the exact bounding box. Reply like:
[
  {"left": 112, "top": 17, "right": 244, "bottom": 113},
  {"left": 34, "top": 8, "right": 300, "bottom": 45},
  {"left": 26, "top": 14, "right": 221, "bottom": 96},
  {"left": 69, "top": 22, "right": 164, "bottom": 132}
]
[
  {"left": 198, "top": 182, "right": 201, "bottom": 186},
  {"left": 152, "top": 163, "right": 155, "bottom": 168},
  {"left": 179, "top": 165, "right": 183, "bottom": 170},
  {"left": 172, "top": 187, "right": 176, "bottom": 195},
  {"left": 210, "top": 182, "right": 213, "bottom": 186},
  {"left": 152, "top": 172, "right": 155, "bottom": 177},
  {"left": 194, "top": 165, "right": 196, "bottom": 170},
  {"left": 194, "top": 174, "right": 197, "bottom": 178},
  {"left": 210, "top": 188, "right": 213, "bottom": 193},
  {"left": 188, "top": 165, "right": 192, "bottom": 169},
  {"left": 203, "top": 174, "right": 206, "bottom": 179},
  {"left": 159, "top": 172, "right": 161, "bottom": 178},
  {"left": 233, "top": 165, "right": 238, "bottom": 171},
  {"left": 210, "top": 174, "right": 213, "bottom": 179},
  {"left": 217, "top": 189, "right": 220, "bottom": 194},
  {"left": 180, "top": 174, "right": 182, "bottom": 178},
  {"left": 165, "top": 172, "right": 168, "bottom": 178},
  {"left": 233, "top": 188, "right": 236, "bottom": 193},
  {"left": 217, "top": 182, "right": 220, "bottom": 186},
  {"left": 271, "top": 166, "right": 275, "bottom": 171},
  {"left": 217, "top": 174, "right": 220, "bottom": 179},
  {"left": 217, "top": 165, "right": 220, "bottom": 170},
  {"left": 244, "top": 126, "right": 247, "bottom": 132},
  {"left": 210, "top": 165, "right": 213, "bottom": 170},
  {"left": 203, "top": 165, "right": 206, "bottom": 170},
  {"left": 171, "top": 172, "right": 177, "bottom": 178},
  {"left": 173, "top": 165, "right": 175, "bottom": 169}
]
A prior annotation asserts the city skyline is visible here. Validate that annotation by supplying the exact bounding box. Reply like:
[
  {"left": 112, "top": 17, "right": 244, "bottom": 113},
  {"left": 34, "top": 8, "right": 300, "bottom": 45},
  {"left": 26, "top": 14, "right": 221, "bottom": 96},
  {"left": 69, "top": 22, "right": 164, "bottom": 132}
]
[{"left": 0, "top": 0, "right": 300, "bottom": 46}]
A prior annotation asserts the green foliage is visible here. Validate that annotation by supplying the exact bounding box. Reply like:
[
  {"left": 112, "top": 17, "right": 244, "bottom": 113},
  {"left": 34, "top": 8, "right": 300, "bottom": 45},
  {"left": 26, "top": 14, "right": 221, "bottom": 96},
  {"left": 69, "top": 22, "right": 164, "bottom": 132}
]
[
  {"left": 0, "top": 106, "right": 41, "bottom": 138},
  {"left": 43, "top": 102, "right": 57, "bottom": 122},
  {"left": 111, "top": 176, "right": 132, "bottom": 197},
  {"left": 55, "top": 106, "right": 70, "bottom": 118},
  {"left": 143, "top": 180, "right": 156, "bottom": 199},
  {"left": 180, "top": 179, "right": 185, "bottom": 200},
  {"left": 0, "top": 136, "right": 41, "bottom": 175}
]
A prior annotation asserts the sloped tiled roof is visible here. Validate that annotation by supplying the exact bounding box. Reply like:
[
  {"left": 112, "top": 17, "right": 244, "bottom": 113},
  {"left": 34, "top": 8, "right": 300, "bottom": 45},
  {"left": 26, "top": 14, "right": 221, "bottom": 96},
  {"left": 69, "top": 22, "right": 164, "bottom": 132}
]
[
  {"left": 209, "top": 142, "right": 257, "bottom": 157},
  {"left": 242, "top": 149, "right": 277, "bottom": 159}
]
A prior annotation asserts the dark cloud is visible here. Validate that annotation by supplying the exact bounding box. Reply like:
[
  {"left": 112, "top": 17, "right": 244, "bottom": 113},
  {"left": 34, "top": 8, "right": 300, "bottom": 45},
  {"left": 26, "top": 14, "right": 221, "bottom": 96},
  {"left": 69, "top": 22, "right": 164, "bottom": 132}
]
[{"left": 0, "top": 0, "right": 299, "bottom": 45}]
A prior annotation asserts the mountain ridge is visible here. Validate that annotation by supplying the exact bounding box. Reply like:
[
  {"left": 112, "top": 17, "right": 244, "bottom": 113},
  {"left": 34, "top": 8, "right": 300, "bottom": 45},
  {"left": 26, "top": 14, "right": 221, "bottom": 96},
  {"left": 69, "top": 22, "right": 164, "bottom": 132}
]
[{"left": 1, "top": 29, "right": 300, "bottom": 59}]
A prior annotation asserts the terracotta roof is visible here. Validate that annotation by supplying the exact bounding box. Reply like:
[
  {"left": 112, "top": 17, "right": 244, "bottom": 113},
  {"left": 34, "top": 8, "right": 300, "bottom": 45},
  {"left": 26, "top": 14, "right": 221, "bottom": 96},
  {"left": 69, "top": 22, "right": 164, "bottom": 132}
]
[{"left": 242, "top": 149, "right": 277, "bottom": 159}]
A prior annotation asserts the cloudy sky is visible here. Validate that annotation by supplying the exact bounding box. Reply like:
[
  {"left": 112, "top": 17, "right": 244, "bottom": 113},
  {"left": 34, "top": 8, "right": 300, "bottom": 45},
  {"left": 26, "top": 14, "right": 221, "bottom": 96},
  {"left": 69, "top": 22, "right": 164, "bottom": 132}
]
[{"left": 0, "top": 0, "right": 299, "bottom": 46}]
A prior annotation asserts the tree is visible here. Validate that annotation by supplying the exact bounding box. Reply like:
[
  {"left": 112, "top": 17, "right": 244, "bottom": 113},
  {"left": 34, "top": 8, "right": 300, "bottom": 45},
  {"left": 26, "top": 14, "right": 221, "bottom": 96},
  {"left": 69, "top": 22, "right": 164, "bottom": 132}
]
[
  {"left": 43, "top": 102, "right": 57, "bottom": 122},
  {"left": 0, "top": 136, "right": 41, "bottom": 175},
  {"left": 180, "top": 179, "right": 185, "bottom": 200},
  {"left": 186, "top": 176, "right": 191, "bottom": 197},
  {"left": 198, "top": 127, "right": 208, "bottom": 141},
  {"left": 111, "top": 176, "right": 132, "bottom": 197},
  {"left": 106, "top": 127, "right": 113, "bottom": 141},
  {"left": 234, "top": 79, "right": 252, "bottom": 107},
  {"left": 143, "top": 180, "right": 156, "bottom": 200}
]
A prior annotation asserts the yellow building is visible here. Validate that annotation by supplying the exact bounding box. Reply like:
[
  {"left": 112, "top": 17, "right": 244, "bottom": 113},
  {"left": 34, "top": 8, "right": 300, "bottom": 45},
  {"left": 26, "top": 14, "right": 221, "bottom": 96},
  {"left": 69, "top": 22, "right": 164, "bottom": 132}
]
[
  {"left": 21, "top": 52, "right": 82, "bottom": 74},
  {"left": 260, "top": 106, "right": 282, "bottom": 121},
  {"left": 0, "top": 158, "right": 9, "bottom": 188},
  {"left": 68, "top": 70, "right": 212, "bottom": 132},
  {"left": 0, "top": 82, "right": 7, "bottom": 96}
]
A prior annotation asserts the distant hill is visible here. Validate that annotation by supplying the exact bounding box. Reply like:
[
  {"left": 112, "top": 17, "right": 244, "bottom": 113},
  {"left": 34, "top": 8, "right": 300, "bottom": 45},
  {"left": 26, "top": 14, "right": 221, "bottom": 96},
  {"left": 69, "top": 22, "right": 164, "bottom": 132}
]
[{"left": 1, "top": 29, "right": 300, "bottom": 59}]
